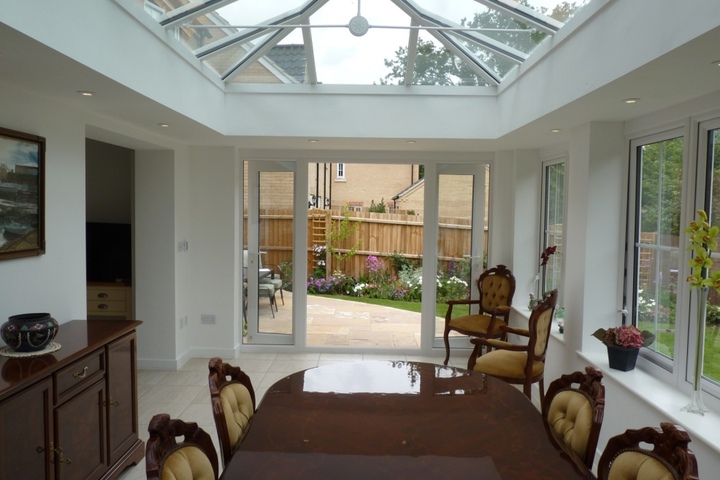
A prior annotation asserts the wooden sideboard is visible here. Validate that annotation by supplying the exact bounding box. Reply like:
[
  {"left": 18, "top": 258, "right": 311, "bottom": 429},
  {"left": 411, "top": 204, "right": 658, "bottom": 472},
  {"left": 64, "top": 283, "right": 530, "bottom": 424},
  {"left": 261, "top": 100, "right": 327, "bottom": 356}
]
[
  {"left": 0, "top": 320, "right": 144, "bottom": 480},
  {"left": 87, "top": 283, "right": 132, "bottom": 320}
]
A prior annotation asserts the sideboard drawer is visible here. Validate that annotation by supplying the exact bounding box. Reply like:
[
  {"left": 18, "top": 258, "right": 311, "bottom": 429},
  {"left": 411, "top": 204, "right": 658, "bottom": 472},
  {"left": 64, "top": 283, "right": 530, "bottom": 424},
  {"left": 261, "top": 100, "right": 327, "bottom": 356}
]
[
  {"left": 87, "top": 284, "right": 132, "bottom": 320},
  {"left": 87, "top": 287, "right": 127, "bottom": 302},
  {"left": 88, "top": 300, "right": 127, "bottom": 314},
  {"left": 55, "top": 349, "right": 104, "bottom": 401}
]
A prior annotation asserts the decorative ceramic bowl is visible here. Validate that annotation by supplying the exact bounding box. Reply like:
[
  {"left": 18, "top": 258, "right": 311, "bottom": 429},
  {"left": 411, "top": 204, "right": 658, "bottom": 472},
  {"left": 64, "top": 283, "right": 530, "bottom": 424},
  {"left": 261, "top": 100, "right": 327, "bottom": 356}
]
[{"left": 1, "top": 313, "right": 59, "bottom": 352}]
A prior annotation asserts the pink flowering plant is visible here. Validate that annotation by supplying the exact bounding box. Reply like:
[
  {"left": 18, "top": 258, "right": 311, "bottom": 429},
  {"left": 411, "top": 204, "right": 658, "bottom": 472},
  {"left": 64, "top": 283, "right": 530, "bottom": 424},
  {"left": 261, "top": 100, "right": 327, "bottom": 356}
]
[{"left": 592, "top": 325, "right": 655, "bottom": 349}]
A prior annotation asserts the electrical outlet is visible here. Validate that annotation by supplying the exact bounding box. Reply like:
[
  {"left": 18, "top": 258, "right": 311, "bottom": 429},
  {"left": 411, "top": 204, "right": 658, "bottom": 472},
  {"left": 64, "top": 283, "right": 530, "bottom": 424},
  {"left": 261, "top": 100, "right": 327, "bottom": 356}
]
[{"left": 201, "top": 314, "right": 216, "bottom": 325}]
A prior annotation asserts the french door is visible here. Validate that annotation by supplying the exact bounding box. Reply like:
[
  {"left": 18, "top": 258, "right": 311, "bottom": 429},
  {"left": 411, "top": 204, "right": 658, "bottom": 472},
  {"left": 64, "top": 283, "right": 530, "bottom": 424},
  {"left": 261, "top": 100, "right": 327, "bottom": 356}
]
[
  {"left": 244, "top": 161, "right": 298, "bottom": 345},
  {"left": 430, "top": 163, "right": 489, "bottom": 351}
]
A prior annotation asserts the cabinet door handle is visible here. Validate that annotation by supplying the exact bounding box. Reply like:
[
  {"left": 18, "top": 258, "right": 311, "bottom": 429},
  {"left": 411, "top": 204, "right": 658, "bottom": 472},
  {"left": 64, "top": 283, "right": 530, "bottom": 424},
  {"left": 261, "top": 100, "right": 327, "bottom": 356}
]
[
  {"left": 72, "top": 366, "right": 88, "bottom": 379},
  {"left": 98, "top": 293, "right": 109, "bottom": 298},
  {"left": 52, "top": 445, "right": 72, "bottom": 467},
  {"left": 106, "top": 396, "right": 120, "bottom": 407},
  {"left": 98, "top": 303, "right": 109, "bottom": 309}
]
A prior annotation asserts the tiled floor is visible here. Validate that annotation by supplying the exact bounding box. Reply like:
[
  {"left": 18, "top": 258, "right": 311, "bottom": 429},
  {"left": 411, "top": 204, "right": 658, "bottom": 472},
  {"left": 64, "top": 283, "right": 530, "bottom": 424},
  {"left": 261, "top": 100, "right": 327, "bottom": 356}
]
[{"left": 119, "top": 351, "right": 472, "bottom": 479}]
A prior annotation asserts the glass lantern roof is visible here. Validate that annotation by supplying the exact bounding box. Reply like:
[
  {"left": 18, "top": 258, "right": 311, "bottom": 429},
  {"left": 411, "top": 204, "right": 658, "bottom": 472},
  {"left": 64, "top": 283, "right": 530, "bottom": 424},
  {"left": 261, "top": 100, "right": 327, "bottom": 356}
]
[{"left": 137, "top": 0, "right": 588, "bottom": 87}]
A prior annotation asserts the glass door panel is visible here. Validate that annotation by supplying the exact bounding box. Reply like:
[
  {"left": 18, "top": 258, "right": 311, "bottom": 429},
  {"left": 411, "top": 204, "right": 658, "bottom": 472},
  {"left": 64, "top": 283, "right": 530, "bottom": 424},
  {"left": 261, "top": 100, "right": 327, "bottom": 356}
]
[
  {"left": 244, "top": 162, "right": 294, "bottom": 345},
  {"left": 433, "top": 165, "right": 489, "bottom": 349}
]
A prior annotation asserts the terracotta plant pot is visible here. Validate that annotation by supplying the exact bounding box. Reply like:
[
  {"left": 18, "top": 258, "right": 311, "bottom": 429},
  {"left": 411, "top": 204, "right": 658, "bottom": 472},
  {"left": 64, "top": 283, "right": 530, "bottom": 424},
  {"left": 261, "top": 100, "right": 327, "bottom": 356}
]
[{"left": 606, "top": 344, "right": 639, "bottom": 371}]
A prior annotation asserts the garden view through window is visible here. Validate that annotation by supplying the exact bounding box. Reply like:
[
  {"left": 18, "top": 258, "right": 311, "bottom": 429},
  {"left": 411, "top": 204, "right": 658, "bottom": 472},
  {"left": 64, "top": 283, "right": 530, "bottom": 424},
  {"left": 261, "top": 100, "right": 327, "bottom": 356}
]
[{"left": 632, "top": 131, "right": 720, "bottom": 389}]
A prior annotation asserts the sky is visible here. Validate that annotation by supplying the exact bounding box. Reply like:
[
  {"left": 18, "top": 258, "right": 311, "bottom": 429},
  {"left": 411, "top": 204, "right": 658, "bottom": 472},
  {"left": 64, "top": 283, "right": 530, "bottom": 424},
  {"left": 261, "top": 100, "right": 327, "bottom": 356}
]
[
  {"left": 215, "top": 0, "right": 580, "bottom": 85},
  {"left": 0, "top": 136, "right": 38, "bottom": 170}
]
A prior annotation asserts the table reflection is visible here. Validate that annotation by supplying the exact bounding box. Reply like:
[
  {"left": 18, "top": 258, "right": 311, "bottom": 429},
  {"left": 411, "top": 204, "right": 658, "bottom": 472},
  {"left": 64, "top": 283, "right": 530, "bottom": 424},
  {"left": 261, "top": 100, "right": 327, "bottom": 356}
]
[{"left": 288, "top": 360, "right": 487, "bottom": 396}]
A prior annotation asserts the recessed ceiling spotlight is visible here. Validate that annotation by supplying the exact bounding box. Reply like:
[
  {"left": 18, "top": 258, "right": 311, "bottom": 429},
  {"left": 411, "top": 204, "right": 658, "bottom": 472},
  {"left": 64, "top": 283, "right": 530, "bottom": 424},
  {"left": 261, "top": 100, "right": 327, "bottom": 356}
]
[
  {"left": 406, "top": 140, "right": 417, "bottom": 144},
  {"left": 308, "top": 139, "right": 319, "bottom": 143},
  {"left": 624, "top": 98, "right": 640, "bottom": 104},
  {"left": 551, "top": 128, "right": 561, "bottom": 133},
  {"left": 158, "top": 123, "right": 170, "bottom": 128},
  {"left": 77, "top": 90, "right": 94, "bottom": 96}
]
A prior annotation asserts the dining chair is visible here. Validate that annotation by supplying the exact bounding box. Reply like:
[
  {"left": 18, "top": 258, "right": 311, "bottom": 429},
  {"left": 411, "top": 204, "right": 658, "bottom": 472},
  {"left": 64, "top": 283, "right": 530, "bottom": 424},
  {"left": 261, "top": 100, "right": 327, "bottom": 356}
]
[
  {"left": 596, "top": 422, "right": 699, "bottom": 480},
  {"left": 468, "top": 289, "right": 558, "bottom": 403},
  {"left": 145, "top": 413, "right": 219, "bottom": 480},
  {"left": 541, "top": 366, "right": 605, "bottom": 470},
  {"left": 208, "top": 357, "right": 256, "bottom": 468},
  {"left": 442, "top": 264, "right": 516, "bottom": 367}
]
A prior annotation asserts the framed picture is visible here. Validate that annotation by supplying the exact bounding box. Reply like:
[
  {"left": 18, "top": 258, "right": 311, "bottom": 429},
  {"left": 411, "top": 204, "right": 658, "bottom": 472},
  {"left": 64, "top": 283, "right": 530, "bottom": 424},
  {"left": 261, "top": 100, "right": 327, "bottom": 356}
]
[{"left": 0, "top": 127, "right": 46, "bottom": 260}]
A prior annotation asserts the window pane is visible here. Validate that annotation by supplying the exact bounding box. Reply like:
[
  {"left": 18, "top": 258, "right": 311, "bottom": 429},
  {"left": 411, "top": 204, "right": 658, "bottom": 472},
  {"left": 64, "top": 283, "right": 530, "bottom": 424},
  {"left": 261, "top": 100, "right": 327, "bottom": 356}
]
[
  {"left": 705, "top": 127, "right": 720, "bottom": 384},
  {"left": 542, "top": 163, "right": 564, "bottom": 296},
  {"left": 634, "top": 137, "right": 684, "bottom": 362}
]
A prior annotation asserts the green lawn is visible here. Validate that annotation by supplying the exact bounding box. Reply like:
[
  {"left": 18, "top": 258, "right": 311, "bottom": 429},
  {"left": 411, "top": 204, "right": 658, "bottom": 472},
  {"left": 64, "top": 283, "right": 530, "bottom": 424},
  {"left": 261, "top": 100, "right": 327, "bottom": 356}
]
[{"left": 310, "top": 294, "right": 449, "bottom": 319}]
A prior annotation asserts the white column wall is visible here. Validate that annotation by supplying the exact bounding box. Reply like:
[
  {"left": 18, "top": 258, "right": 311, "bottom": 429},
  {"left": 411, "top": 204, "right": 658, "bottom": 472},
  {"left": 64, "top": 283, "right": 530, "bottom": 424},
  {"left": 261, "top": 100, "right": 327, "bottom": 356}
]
[
  {"left": 185, "top": 147, "right": 241, "bottom": 359},
  {"left": 134, "top": 149, "right": 177, "bottom": 369}
]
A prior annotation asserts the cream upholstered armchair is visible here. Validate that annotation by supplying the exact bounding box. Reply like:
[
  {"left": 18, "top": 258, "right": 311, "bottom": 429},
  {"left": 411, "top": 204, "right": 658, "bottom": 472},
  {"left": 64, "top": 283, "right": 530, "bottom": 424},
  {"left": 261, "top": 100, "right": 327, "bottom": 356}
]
[
  {"left": 145, "top": 413, "right": 219, "bottom": 480},
  {"left": 208, "top": 357, "right": 256, "bottom": 467},
  {"left": 542, "top": 366, "right": 605, "bottom": 470},
  {"left": 442, "top": 264, "right": 516, "bottom": 367},
  {"left": 469, "top": 289, "right": 557, "bottom": 403},
  {"left": 597, "top": 422, "right": 699, "bottom": 480}
]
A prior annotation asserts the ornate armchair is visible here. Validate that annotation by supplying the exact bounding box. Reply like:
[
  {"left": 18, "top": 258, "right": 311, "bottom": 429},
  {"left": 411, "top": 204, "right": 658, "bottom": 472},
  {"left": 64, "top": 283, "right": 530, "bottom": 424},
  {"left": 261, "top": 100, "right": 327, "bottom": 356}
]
[
  {"left": 542, "top": 366, "right": 605, "bottom": 470},
  {"left": 208, "top": 357, "right": 256, "bottom": 467},
  {"left": 442, "top": 264, "right": 516, "bottom": 367},
  {"left": 145, "top": 413, "right": 218, "bottom": 480},
  {"left": 597, "top": 422, "right": 699, "bottom": 480},
  {"left": 469, "top": 289, "right": 558, "bottom": 403}
]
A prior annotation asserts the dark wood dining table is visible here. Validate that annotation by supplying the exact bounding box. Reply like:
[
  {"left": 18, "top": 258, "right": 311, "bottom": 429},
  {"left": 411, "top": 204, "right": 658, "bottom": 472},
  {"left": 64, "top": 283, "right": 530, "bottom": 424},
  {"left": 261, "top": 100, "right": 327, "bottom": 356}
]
[{"left": 221, "top": 361, "right": 592, "bottom": 479}]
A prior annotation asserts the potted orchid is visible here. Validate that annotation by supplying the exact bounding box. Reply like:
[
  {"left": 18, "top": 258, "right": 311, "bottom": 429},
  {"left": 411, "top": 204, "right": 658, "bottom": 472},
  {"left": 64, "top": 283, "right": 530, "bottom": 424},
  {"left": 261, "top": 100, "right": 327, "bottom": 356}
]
[
  {"left": 592, "top": 325, "right": 655, "bottom": 371},
  {"left": 528, "top": 245, "right": 558, "bottom": 309},
  {"left": 683, "top": 209, "right": 720, "bottom": 414}
]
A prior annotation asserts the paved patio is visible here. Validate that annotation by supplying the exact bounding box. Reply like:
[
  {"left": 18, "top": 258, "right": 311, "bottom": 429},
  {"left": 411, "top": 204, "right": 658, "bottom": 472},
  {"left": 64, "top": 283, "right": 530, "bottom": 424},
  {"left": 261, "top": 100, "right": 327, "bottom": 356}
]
[{"left": 249, "top": 290, "right": 458, "bottom": 348}]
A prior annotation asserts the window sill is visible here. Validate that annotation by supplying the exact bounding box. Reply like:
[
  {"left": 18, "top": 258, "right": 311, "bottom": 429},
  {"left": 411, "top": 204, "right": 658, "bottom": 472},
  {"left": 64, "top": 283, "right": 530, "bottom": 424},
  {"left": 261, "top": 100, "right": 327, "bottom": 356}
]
[{"left": 579, "top": 350, "right": 720, "bottom": 456}]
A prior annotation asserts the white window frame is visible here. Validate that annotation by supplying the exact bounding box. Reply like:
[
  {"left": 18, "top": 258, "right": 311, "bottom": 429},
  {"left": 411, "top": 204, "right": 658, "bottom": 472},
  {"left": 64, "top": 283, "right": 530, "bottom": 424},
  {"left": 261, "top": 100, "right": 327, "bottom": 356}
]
[
  {"left": 336, "top": 163, "right": 345, "bottom": 180},
  {"left": 625, "top": 122, "right": 720, "bottom": 410},
  {"left": 540, "top": 156, "right": 567, "bottom": 307},
  {"left": 626, "top": 128, "right": 686, "bottom": 380}
]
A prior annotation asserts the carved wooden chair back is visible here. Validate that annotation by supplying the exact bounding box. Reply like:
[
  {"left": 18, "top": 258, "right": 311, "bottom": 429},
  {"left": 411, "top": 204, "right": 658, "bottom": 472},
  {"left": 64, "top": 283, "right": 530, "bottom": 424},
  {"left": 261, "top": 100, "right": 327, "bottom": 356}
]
[
  {"left": 208, "top": 357, "right": 256, "bottom": 468},
  {"left": 597, "top": 422, "right": 699, "bottom": 480},
  {"left": 145, "top": 413, "right": 218, "bottom": 480},
  {"left": 542, "top": 366, "right": 605, "bottom": 469}
]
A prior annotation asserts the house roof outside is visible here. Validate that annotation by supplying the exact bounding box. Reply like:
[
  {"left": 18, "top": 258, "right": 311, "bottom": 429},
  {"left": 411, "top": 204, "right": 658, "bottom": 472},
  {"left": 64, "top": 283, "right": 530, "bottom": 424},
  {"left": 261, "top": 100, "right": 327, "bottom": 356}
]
[{"left": 265, "top": 45, "right": 307, "bottom": 84}]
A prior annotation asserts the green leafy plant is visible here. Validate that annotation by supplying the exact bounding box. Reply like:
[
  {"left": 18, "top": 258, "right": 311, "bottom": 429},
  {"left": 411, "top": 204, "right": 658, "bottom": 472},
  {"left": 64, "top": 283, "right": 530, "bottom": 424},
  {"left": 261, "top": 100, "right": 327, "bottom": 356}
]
[
  {"left": 685, "top": 209, "right": 720, "bottom": 290},
  {"left": 326, "top": 211, "right": 362, "bottom": 274},
  {"left": 369, "top": 198, "right": 387, "bottom": 213}
]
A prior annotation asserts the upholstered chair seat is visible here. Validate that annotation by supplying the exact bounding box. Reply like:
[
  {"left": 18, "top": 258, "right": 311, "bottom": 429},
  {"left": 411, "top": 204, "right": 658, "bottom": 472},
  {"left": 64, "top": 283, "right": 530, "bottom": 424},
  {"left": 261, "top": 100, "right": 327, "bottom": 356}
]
[{"left": 443, "top": 264, "right": 516, "bottom": 368}]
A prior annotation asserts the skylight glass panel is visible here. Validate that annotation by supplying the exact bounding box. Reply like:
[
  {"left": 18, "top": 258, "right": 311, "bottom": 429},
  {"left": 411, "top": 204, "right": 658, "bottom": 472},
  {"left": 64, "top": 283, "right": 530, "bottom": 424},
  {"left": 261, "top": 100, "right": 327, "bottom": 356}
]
[{"left": 135, "top": 0, "right": 590, "bottom": 87}]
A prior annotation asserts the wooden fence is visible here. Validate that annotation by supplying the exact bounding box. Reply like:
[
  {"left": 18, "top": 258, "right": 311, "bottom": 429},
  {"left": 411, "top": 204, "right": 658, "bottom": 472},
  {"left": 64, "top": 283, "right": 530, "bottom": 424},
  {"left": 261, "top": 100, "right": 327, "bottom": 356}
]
[{"left": 244, "top": 209, "right": 485, "bottom": 281}]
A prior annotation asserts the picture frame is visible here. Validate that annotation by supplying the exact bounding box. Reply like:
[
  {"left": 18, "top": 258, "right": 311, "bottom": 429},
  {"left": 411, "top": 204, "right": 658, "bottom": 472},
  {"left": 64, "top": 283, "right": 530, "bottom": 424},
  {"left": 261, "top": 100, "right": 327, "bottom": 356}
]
[{"left": 0, "top": 126, "right": 46, "bottom": 260}]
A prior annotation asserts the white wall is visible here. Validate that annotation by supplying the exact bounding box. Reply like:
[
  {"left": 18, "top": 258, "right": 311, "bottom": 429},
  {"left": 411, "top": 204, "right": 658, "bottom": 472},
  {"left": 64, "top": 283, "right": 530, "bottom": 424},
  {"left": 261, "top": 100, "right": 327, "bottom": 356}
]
[
  {"left": 0, "top": 83, "right": 87, "bottom": 324},
  {"left": 185, "top": 147, "right": 242, "bottom": 359},
  {"left": 85, "top": 139, "right": 133, "bottom": 223},
  {"left": 134, "top": 149, "right": 177, "bottom": 368}
]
